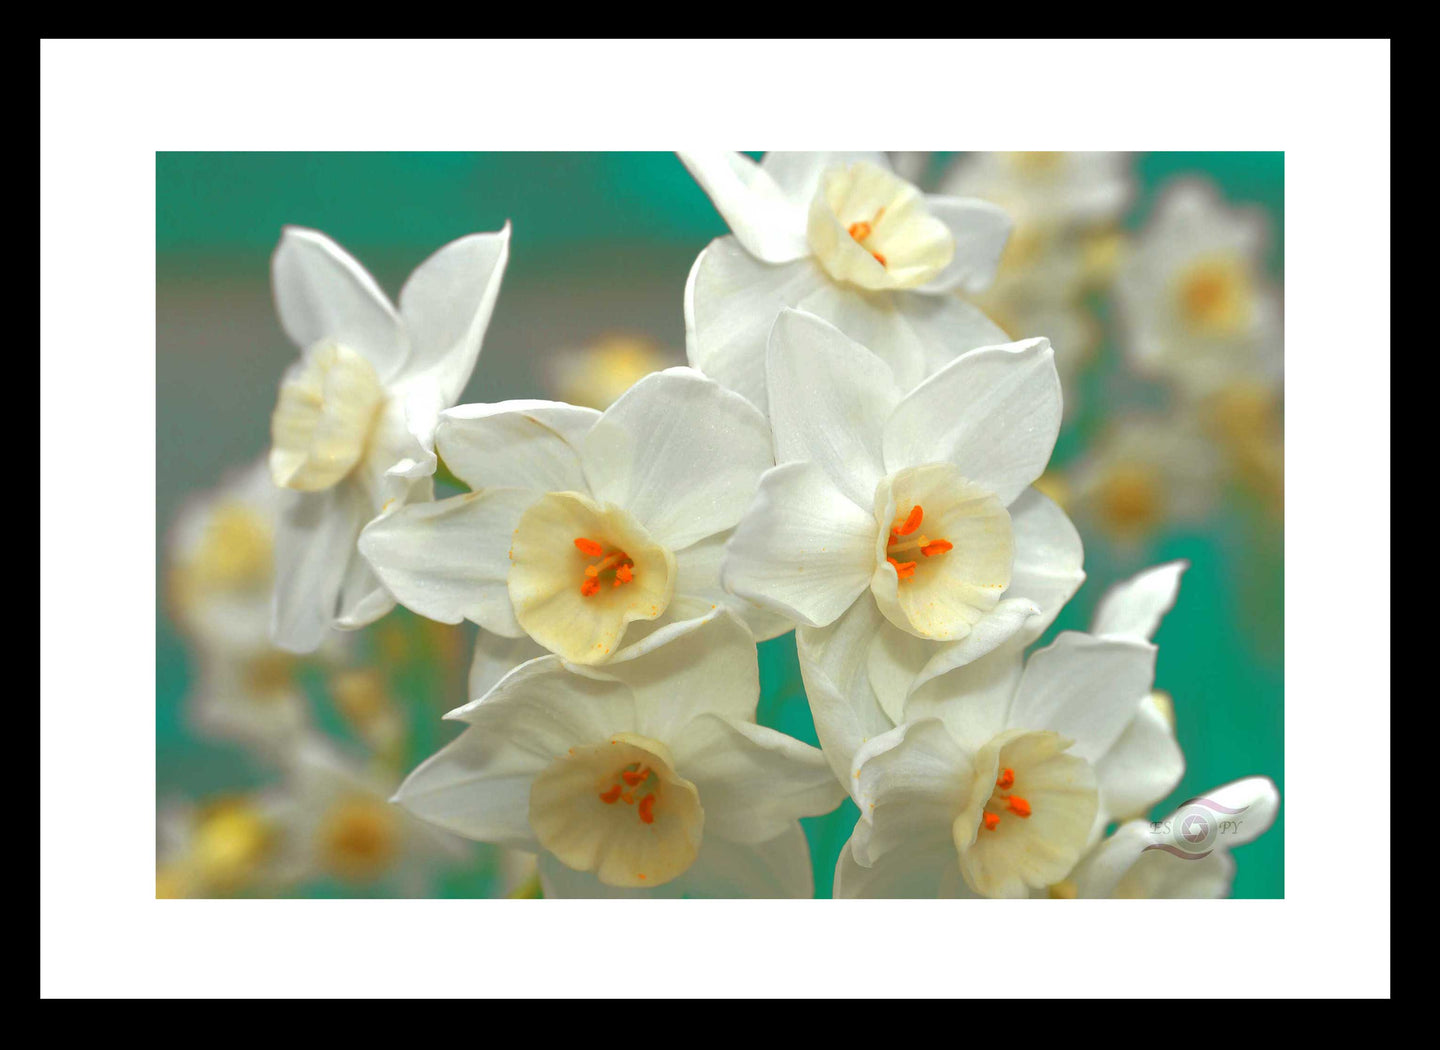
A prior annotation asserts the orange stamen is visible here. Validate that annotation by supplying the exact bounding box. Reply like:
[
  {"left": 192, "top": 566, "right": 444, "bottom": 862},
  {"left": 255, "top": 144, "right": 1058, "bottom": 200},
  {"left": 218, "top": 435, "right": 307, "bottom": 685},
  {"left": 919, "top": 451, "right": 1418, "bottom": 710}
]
[
  {"left": 848, "top": 221, "right": 873, "bottom": 241},
  {"left": 897, "top": 505, "right": 924, "bottom": 536},
  {"left": 598, "top": 784, "right": 622, "bottom": 804},
  {"left": 614, "top": 563, "right": 633, "bottom": 584},
  {"left": 982, "top": 812, "right": 1000, "bottom": 831},
  {"left": 580, "top": 577, "right": 600, "bottom": 597},
  {"left": 921, "top": 539, "right": 953, "bottom": 557},
  {"left": 887, "top": 556, "right": 916, "bottom": 580},
  {"left": 621, "top": 768, "right": 646, "bottom": 786},
  {"left": 574, "top": 537, "right": 604, "bottom": 557},
  {"left": 996, "top": 767, "right": 1015, "bottom": 790},
  {"left": 871, "top": 251, "right": 887, "bottom": 267},
  {"left": 638, "top": 794, "right": 656, "bottom": 825},
  {"left": 1007, "top": 795, "right": 1031, "bottom": 818}
]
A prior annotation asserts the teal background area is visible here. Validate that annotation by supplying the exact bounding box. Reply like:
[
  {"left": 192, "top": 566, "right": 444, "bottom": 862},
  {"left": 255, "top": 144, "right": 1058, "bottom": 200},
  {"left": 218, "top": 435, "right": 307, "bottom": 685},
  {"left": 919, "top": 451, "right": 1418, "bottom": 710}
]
[{"left": 156, "top": 152, "right": 1283, "bottom": 898}]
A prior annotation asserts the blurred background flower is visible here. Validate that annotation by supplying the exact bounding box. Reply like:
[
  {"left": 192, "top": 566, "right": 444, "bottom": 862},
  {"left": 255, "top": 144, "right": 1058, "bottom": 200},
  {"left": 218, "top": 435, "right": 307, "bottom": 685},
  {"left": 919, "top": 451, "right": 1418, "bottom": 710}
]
[{"left": 157, "top": 152, "right": 1284, "bottom": 897}]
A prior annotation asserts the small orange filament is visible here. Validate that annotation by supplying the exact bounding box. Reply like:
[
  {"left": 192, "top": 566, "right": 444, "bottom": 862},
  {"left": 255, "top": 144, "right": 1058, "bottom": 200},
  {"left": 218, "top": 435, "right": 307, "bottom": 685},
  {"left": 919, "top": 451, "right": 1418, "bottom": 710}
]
[
  {"left": 982, "top": 770, "right": 1032, "bottom": 829},
  {"left": 885, "top": 505, "right": 953, "bottom": 582},
  {"left": 848, "top": 210, "right": 887, "bottom": 268},
  {"left": 574, "top": 537, "right": 635, "bottom": 596},
  {"left": 599, "top": 763, "right": 659, "bottom": 825}
]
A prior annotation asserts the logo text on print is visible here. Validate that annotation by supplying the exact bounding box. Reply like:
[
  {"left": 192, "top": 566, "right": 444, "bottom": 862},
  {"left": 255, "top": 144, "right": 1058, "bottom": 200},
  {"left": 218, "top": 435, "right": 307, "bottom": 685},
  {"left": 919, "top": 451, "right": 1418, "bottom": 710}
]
[{"left": 1144, "top": 795, "right": 1254, "bottom": 860}]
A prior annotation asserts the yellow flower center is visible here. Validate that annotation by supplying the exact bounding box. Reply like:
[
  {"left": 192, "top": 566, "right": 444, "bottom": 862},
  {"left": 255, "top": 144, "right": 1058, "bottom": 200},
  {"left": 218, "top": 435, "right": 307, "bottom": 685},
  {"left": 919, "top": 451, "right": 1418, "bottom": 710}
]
[
  {"left": 1175, "top": 254, "right": 1252, "bottom": 334},
  {"left": 319, "top": 796, "right": 401, "bottom": 881}
]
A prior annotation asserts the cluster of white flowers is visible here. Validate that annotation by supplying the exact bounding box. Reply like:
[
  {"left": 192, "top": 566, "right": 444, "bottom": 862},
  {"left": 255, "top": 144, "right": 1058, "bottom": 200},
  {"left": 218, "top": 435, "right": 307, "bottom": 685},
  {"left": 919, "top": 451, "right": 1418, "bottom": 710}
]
[{"left": 246, "top": 151, "right": 1277, "bottom": 898}]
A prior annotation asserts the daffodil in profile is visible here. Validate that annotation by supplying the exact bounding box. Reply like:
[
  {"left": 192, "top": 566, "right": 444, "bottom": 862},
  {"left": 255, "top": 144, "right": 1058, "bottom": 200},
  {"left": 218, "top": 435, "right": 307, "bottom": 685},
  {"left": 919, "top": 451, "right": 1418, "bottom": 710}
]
[
  {"left": 832, "top": 562, "right": 1191, "bottom": 898},
  {"left": 720, "top": 308, "right": 1083, "bottom": 726},
  {"left": 358, "top": 367, "right": 786, "bottom": 667},
  {"left": 679, "top": 151, "right": 1013, "bottom": 416},
  {"left": 266, "top": 224, "right": 511, "bottom": 653},
  {"left": 393, "top": 610, "right": 844, "bottom": 897}
]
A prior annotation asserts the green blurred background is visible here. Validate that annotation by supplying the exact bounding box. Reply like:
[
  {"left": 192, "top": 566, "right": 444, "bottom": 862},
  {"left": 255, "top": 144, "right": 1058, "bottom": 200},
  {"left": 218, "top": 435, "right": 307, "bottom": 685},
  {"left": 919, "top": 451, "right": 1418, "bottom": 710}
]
[{"left": 156, "top": 152, "right": 1283, "bottom": 898}]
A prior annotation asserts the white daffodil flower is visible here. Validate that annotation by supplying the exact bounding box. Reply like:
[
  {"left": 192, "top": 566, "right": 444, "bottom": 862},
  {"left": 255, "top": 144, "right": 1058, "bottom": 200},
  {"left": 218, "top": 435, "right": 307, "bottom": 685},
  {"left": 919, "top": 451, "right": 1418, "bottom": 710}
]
[
  {"left": 358, "top": 367, "right": 788, "bottom": 668},
  {"left": 1114, "top": 179, "right": 1283, "bottom": 397},
  {"left": 156, "top": 792, "right": 289, "bottom": 898},
  {"left": 938, "top": 152, "right": 1136, "bottom": 236},
  {"left": 832, "top": 561, "right": 1190, "bottom": 898},
  {"left": 270, "top": 736, "right": 470, "bottom": 897},
  {"left": 393, "top": 610, "right": 844, "bottom": 897},
  {"left": 721, "top": 308, "right": 1083, "bottom": 758},
  {"left": 1061, "top": 776, "right": 1280, "bottom": 898},
  {"left": 544, "top": 333, "right": 680, "bottom": 410},
  {"left": 167, "top": 457, "right": 340, "bottom": 753},
  {"left": 679, "top": 151, "right": 1013, "bottom": 417},
  {"left": 1066, "top": 413, "right": 1222, "bottom": 544},
  {"left": 266, "top": 224, "right": 511, "bottom": 654}
]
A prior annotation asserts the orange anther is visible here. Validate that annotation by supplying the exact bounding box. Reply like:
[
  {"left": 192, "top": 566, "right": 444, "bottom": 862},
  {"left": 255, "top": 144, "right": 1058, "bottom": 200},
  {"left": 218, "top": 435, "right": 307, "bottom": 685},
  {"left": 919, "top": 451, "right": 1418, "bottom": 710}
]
[
  {"left": 921, "top": 539, "right": 953, "bottom": 557},
  {"left": 1007, "top": 795, "right": 1031, "bottom": 818},
  {"left": 638, "top": 794, "right": 656, "bottom": 825},
  {"left": 848, "top": 221, "right": 873, "bottom": 241},
  {"left": 574, "top": 537, "right": 604, "bottom": 557},
  {"left": 615, "top": 563, "right": 633, "bottom": 584},
  {"left": 621, "top": 768, "right": 646, "bottom": 787},
  {"left": 887, "top": 556, "right": 916, "bottom": 580},
  {"left": 871, "top": 251, "right": 887, "bottom": 267},
  {"left": 599, "top": 784, "right": 622, "bottom": 804},
  {"left": 897, "top": 506, "right": 924, "bottom": 536},
  {"left": 580, "top": 577, "right": 600, "bottom": 597},
  {"left": 996, "top": 767, "right": 1015, "bottom": 789},
  {"left": 982, "top": 812, "right": 1000, "bottom": 831}
]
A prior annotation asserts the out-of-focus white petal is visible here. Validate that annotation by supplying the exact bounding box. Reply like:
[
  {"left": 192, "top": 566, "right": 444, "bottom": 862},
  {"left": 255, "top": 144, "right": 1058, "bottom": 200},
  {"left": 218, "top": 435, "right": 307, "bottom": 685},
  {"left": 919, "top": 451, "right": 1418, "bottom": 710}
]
[
  {"left": 883, "top": 338, "right": 1062, "bottom": 506},
  {"left": 722, "top": 461, "right": 877, "bottom": 629},
  {"left": 436, "top": 400, "right": 598, "bottom": 494},
  {"left": 1007, "top": 632, "right": 1157, "bottom": 761},
  {"left": 1007, "top": 487, "right": 1086, "bottom": 643},
  {"left": 271, "top": 226, "right": 407, "bottom": 381},
  {"left": 270, "top": 479, "right": 371, "bottom": 654},
  {"left": 395, "top": 225, "right": 510, "bottom": 404},
  {"left": 1091, "top": 560, "right": 1189, "bottom": 642},
  {"left": 917, "top": 195, "right": 1012, "bottom": 294},
  {"left": 766, "top": 308, "right": 900, "bottom": 507},
  {"left": 671, "top": 715, "right": 843, "bottom": 844},
  {"left": 677, "top": 151, "right": 810, "bottom": 263},
  {"left": 357, "top": 489, "right": 534, "bottom": 635},
  {"left": 684, "top": 238, "right": 829, "bottom": 418},
  {"left": 580, "top": 367, "right": 773, "bottom": 550}
]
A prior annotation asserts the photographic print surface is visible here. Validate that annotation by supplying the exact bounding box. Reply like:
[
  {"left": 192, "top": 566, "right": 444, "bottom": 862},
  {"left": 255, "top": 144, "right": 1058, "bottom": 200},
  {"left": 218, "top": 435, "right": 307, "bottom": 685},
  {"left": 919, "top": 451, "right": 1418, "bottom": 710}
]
[{"left": 156, "top": 152, "right": 1284, "bottom": 899}]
